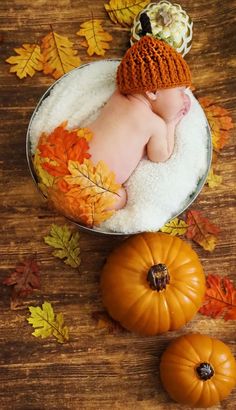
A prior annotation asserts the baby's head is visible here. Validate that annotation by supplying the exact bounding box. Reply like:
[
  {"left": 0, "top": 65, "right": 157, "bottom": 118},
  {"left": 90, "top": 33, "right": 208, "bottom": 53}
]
[{"left": 116, "top": 36, "right": 192, "bottom": 121}]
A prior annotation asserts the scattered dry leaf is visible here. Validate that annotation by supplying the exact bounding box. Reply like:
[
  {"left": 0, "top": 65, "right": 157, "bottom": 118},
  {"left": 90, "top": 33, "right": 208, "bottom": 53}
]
[
  {"left": 27, "top": 301, "right": 69, "bottom": 343},
  {"left": 3, "top": 256, "right": 40, "bottom": 309},
  {"left": 77, "top": 20, "right": 113, "bottom": 56},
  {"left": 104, "top": 0, "right": 150, "bottom": 26},
  {"left": 41, "top": 31, "right": 81, "bottom": 79},
  {"left": 160, "top": 218, "right": 188, "bottom": 236},
  {"left": 206, "top": 167, "right": 223, "bottom": 189},
  {"left": 185, "top": 210, "right": 220, "bottom": 251},
  {"left": 92, "top": 310, "right": 125, "bottom": 333},
  {"left": 199, "top": 274, "right": 236, "bottom": 320},
  {"left": 6, "top": 43, "right": 43, "bottom": 79},
  {"left": 199, "top": 97, "right": 233, "bottom": 152}
]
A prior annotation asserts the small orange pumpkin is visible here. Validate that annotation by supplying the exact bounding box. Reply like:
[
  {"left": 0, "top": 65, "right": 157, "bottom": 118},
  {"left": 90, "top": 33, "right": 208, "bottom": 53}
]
[
  {"left": 160, "top": 333, "right": 236, "bottom": 408},
  {"left": 101, "top": 232, "right": 205, "bottom": 335}
]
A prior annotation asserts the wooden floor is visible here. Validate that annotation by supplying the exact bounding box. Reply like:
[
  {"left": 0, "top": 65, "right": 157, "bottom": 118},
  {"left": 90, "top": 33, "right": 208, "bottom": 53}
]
[{"left": 0, "top": 1, "right": 235, "bottom": 409}]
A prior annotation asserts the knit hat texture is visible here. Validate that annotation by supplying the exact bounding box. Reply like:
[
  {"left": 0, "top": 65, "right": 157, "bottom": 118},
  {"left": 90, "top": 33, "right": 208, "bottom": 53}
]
[{"left": 116, "top": 35, "right": 192, "bottom": 94}]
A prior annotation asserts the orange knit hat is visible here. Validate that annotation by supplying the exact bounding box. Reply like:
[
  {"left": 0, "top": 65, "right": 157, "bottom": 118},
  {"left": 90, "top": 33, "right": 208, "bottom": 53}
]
[{"left": 116, "top": 35, "right": 192, "bottom": 94}]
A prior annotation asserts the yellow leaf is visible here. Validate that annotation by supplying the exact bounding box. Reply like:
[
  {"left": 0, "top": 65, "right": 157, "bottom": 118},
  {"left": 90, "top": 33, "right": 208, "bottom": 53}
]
[
  {"left": 160, "top": 218, "right": 188, "bottom": 236},
  {"left": 206, "top": 168, "right": 223, "bottom": 189},
  {"left": 33, "top": 149, "right": 55, "bottom": 196},
  {"left": 6, "top": 44, "right": 43, "bottom": 79},
  {"left": 27, "top": 301, "right": 69, "bottom": 343},
  {"left": 41, "top": 31, "right": 81, "bottom": 79},
  {"left": 104, "top": 0, "right": 150, "bottom": 27},
  {"left": 77, "top": 20, "right": 113, "bottom": 56},
  {"left": 65, "top": 158, "right": 121, "bottom": 197}
]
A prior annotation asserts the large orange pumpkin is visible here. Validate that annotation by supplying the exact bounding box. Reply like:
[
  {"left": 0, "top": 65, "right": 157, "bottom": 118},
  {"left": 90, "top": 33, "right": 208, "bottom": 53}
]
[
  {"left": 101, "top": 232, "right": 205, "bottom": 335},
  {"left": 160, "top": 333, "right": 236, "bottom": 407}
]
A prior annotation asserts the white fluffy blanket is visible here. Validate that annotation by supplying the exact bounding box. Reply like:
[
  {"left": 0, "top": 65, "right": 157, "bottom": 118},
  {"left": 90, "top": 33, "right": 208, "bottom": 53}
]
[{"left": 30, "top": 60, "right": 209, "bottom": 234}]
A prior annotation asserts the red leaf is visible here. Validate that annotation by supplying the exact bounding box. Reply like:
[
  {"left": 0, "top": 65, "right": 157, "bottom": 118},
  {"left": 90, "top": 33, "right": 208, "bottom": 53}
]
[
  {"left": 3, "top": 256, "right": 40, "bottom": 307},
  {"left": 185, "top": 210, "right": 220, "bottom": 251},
  {"left": 199, "top": 274, "right": 236, "bottom": 320}
]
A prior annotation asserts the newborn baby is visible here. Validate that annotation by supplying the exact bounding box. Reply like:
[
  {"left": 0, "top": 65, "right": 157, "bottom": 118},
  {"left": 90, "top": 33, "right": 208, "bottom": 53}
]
[{"left": 88, "top": 36, "right": 192, "bottom": 210}]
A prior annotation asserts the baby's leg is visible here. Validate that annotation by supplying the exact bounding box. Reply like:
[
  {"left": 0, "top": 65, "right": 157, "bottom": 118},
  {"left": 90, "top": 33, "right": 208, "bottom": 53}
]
[{"left": 113, "top": 187, "right": 127, "bottom": 210}]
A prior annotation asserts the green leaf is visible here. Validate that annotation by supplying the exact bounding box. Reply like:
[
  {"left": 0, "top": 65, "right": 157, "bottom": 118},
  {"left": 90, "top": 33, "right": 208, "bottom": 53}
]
[
  {"left": 27, "top": 301, "right": 69, "bottom": 343},
  {"left": 44, "top": 224, "right": 81, "bottom": 268},
  {"left": 160, "top": 217, "right": 188, "bottom": 236}
]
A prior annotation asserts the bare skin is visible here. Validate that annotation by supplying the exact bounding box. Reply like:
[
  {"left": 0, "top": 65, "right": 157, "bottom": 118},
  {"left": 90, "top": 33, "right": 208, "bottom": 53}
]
[{"left": 87, "top": 87, "right": 191, "bottom": 210}]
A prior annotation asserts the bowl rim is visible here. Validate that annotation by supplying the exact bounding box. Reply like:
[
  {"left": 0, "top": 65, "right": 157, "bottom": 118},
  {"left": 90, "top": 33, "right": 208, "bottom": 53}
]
[{"left": 26, "top": 59, "right": 212, "bottom": 236}]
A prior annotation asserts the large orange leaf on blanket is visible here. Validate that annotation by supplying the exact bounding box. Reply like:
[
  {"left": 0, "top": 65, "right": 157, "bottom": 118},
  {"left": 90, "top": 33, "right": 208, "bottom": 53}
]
[
  {"left": 65, "top": 159, "right": 121, "bottom": 197},
  {"left": 77, "top": 20, "right": 113, "bottom": 56},
  {"left": 37, "top": 123, "right": 91, "bottom": 177},
  {"left": 41, "top": 31, "right": 81, "bottom": 79},
  {"left": 104, "top": 0, "right": 150, "bottom": 26},
  {"left": 185, "top": 210, "right": 220, "bottom": 251},
  {"left": 199, "top": 274, "right": 236, "bottom": 320},
  {"left": 199, "top": 97, "right": 233, "bottom": 151},
  {"left": 6, "top": 44, "right": 43, "bottom": 79}
]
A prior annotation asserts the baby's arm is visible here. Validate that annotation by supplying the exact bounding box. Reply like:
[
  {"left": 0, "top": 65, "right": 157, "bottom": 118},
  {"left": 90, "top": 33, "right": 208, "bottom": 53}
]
[{"left": 147, "top": 118, "right": 176, "bottom": 162}]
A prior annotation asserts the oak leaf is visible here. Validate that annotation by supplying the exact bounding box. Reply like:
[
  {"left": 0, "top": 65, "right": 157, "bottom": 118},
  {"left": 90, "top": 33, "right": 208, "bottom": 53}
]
[
  {"left": 199, "top": 97, "right": 233, "bottom": 152},
  {"left": 206, "top": 167, "right": 222, "bottom": 189},
  {"left": 44, "top": 224, "right": 81, "bottom": 268},
  {"left": 185, "top": 210, "right": 220, "bottom": 251},
  {"left": 38, "top": 123, "right": 91, "bottom": 177},
  {"left": 160, "top": 218, "right": 188, "bottom": 236},
  {"left": 199, "top": 275, "right": 236, "bottom": 320},
  {"left": 104, "top": 0, "right": 150, "bottom": 26},
  {"left": 6, "top": 43, "right": 43, "bottom": 79},
  {"left": 41, "top": 31, "right": 81, "bottom": 79},
  {"left": 27, "top": 301, "right": 69, "bottom": 343},
  {"left": 77, "top": 20, "right": 113, "bottom": 56},
  {"left": 3, "top": 257, "right": 40, "bottom": 309}
]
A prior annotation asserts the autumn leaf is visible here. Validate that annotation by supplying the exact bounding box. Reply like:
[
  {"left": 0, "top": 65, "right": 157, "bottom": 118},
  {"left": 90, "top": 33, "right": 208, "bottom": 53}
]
[
  {"left": 65, "top": 158, "right": 121, "bottom": 197},
  {"left": 206, "top": 167, "right": 223, "bottom": 189},
  {"left": 77, "top": 20, "right": 113, "bottom": 56},
  {"left": 27, "top": 301, "right": 69, "bottom": 343},
  {"left": 199, "top": 97, "right": 233, "bottom": 152},
  {"left": 92, "top": 310, "right": 125, "bottom": 333},
  {"left": 37, "top": 123, "right": 91, "bottom": 177},
  {"left": 199, "top": 274, "right": 236, "bottom": 320},
  {"left": 41, "top": 31, "right": 81, "bottom": 79},
  {"left": 185, "top": 210, "right": 220, "bottom": 251},
  {"left": 104, "top": 0, "right": 150, "bottom": 26},
  {"left": 6, "top": 43, "right": 43, "bottom": 79},
  {"left": 3, "top": 256, "right": 40, "bottom": 309},
  {"left": 44, "top": 224, "right": 81, "bottom": 268},
  {"left": 160, "top": 218, "right": 188, "bottom": 236}
]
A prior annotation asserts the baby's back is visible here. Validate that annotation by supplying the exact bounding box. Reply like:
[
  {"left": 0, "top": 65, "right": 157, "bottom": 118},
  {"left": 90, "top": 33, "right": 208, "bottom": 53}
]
[{"left": 88, "top": 90, "right": 155, "bottom": 183}]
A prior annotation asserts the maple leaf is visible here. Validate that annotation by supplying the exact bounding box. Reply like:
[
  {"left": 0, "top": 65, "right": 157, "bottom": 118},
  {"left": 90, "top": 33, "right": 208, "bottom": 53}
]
[
  {"left": 199, "top": 275, "right": 236, "bottom": 320},
  {"left": 185, "top": 210, "right": 220, "bottom": 251},
  {"left": 27, "top": 301, "right": 69, "bottom": 343},
  {"left": 33, "top": 149, "right": 55, "bottom": 196},
  {"left": 77, "top": 20, "right": 113, "bottom": 56},
  {"left": 44, "top": 224, "right": 81, "bottom": 268},
  {"left": 104, "top": 0, "right": 150, "bottom": 26},
  {"left": 6, "top": 43, "right": 43, "bottom": 79},
  {"left": 160, "top": 218, "right": 188, "bottom": 236},
  {"left": 65, "top": 158, "right": 121, "bottom": 197},
  {"left": 3, "top": 257, "right": 40, "bottom": 309},
  {"left": 37, "top": 123, "right": 91, "bottom": 177},
  {"left": 206, "top": 167, "right": 223, "bottom": 189},
  {"left": 41, "top": 31, "right": 81, "bottom": 79},
  {"left": 92, "top": 310, "right": 125, "bottom": 333},
  {"left": 199, "top": 97, "right": 233, "bottom": 152}
]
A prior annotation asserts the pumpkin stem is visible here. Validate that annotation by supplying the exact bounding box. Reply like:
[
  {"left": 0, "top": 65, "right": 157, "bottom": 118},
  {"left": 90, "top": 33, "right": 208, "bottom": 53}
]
[
  {"left": 196, "top": 362, "right": 214, "bottom": 381},
  {"left": 147, "top": 264, "right": 170, "bottom": 291}
]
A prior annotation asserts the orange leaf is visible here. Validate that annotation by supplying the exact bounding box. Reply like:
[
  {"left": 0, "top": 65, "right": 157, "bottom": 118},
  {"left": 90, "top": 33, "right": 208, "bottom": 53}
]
[
  {"left": 199, "top": 97, "right": 233, "bottom": 151},
  {"left": 185, "top": 210, "right": 220, "bottom": 251},
  {"left": 77, "top": 20, "right": 112, "bottom": 56},
  {"left": 37, "top": 123, "right": 91, "bottom": 177},
  {"left": 199, "top": 274, "right": 236, "bottom": 320},
  {"left": 41, "top": 31, "right": 81, "bottom": 79}
]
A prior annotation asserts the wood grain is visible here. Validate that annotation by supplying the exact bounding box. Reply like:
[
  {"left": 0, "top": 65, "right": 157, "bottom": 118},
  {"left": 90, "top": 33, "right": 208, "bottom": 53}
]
[{"left": 0, "top": 1, "right": 235, "bottom": 409}]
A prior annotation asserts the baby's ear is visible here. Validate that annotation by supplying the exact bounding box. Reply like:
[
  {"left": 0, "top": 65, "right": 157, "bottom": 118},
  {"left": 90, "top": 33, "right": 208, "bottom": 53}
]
[{"left": 146, "top": 91, "right": 158, "bottom": 101}]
